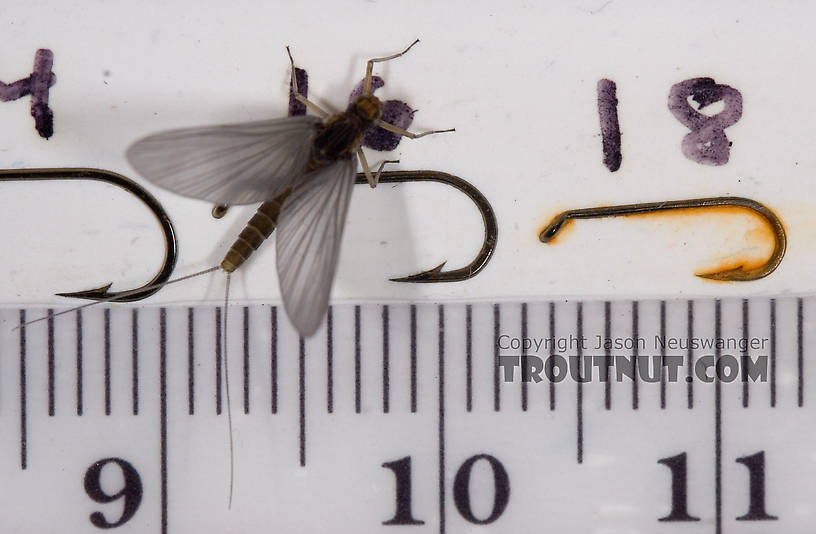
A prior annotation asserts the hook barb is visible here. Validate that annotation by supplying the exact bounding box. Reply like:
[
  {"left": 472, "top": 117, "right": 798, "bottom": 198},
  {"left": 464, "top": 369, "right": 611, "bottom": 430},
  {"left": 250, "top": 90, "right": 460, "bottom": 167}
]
[
  {"left": 0, "top": 168, "right": 177, "bottom": 301},
  {"left": 355, "top": 170, "right": 497, "bottom": 283},
  {"left": 539, "top": 196, "right": 786, "bottom": 282}
]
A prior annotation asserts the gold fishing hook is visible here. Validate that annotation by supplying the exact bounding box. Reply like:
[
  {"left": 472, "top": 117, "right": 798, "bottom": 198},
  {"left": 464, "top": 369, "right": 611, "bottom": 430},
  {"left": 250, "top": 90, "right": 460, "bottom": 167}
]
[
  {"left": 356, "top": 170, "right": 497, "bottom": 283},
  {"left": 539, "top": 196, "right": 786, "bottom": 281},
  {"left": 0, "top": 167, "right": 177, "bottom": 300}
]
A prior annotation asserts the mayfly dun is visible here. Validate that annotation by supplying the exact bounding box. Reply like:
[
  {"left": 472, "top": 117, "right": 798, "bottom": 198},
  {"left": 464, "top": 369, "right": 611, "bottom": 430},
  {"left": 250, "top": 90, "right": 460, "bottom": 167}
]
[{"left": 125, "top": 38, "right": 453, "bottom": 336}]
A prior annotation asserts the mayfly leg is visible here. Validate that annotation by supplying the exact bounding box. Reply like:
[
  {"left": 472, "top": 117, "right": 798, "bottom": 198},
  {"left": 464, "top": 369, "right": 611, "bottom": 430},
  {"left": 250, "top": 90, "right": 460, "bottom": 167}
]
[
  {"left": 363, "top": 39, "right": 421, "bottom": 95},
  {"left": 375, "top": 120, "right": 455, "bottom": 140},
  {"left": 357, "top": 149, "right": 398, "bottom": 188},
  {"left": 286, "top": 46, "right": 329, "bottom": 118}
]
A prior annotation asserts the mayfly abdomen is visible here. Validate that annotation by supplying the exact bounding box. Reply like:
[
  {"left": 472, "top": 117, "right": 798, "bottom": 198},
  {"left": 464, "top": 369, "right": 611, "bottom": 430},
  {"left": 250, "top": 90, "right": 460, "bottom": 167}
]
[{"left": 220, "top": 190, "right": 291, "bottom": 272}]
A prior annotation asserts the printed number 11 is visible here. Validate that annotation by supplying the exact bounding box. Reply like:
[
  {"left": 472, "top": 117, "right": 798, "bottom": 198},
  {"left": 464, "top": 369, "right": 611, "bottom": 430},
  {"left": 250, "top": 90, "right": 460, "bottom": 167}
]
[{"left": 659, "top": 451, "right": 777, "bottom": 523}]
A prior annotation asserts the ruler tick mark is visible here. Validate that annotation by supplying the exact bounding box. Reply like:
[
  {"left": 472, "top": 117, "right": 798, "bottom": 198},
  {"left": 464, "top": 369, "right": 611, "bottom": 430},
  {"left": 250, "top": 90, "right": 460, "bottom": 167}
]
[
  {"left": 19, "top": 309, "right": 27, "bottom": 470},
  {"left": 325, "top": 306, "right": 331, "bottom": 414},
  {"left": 299, "top": 337, "right": 306, "bottom": 467},
  {"left": 742, "top": 299, "right": 750, "bottom": 408},
  {"left": 131, "top": 309, "right": 139, "bottom": 416},
  {"left": 437, "top": 305, "right": 446, "bottom": 534},
  {"left": 355, "top": 305, "right": 361, "bottom": 414},
  {"left": 76, "top": 310, "right": 83, "bottom": 417},
  {"left": 687, "top": 301, "right": 694, "bottom": 410},
  {"left": 272, "top": 306, "right": 279, "bottom": 414},
  {"left": 604, "top": 301, "right": 611, "bottom": 410},
  {"left": 798, "top": 297, "right": 804, "bottom": 407},
  {"left": 660, "top": 301, "right": 666, "bottom": 410},
  {"left": 521, "top": 303, "right": 528, "bottom": 412},
  {"left": 47, "top": 309, "right": 54, "bottom": 417},
  {"left": 770, "top": 299, "right": 777, "bottom": 408},
  {"left": 382, "top": 305, "right": 390, "bottom": 414},
  {"left": 104, "top": 308, "right": 111, "bottom": 416},
  {"left": 159, "top": 308, "right": 169, "bottom": 534},
  {"left": 714, "top": 300, "right": 722, "bottom": 534},
  {"left": 187, "top": 308, "right": 194, "bottom": 416},
  {"left": 410, "top": 305, "right": 417, "bottom": 413},
  {"left": 632, "top": 301, "right": 639, "bottom": 410},
  {"left": 215, "top": 307, "right": 222, "bottom": 415},
  {"left": 493, "top": 303, "right": 501, "bottom": 412},
  {"left": 576, "top": 303, "right": 583, "bottom": 464},
  {"left": 549, "top": 302, "right": 556, "bottom": 410},
  {"left": 466, "top": 304, "right": 473, "bottom": 412},
  {"left": 243, "top": 306, "right": 250, "bottom": 415}
]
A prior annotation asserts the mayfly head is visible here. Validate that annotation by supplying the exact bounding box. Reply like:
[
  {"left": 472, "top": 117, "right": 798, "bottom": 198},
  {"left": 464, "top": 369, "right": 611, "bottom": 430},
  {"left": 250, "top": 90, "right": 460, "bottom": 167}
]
[{"left": 351, "top": 94, "right": 383, "bottom": 124}]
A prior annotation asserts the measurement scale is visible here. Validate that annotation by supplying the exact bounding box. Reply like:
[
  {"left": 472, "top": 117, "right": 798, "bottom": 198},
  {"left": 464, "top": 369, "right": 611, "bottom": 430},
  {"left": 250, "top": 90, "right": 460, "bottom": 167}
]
[{"left": 1, "top": 297, "right": 812, "bottom": 533}]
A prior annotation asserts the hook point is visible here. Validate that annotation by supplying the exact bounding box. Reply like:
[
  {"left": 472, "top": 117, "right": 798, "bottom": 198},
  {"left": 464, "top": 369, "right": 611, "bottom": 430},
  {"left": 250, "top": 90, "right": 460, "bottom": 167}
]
[
  {"left": 696, "top": 265, "right": 757, "bottom": 282},
  {"left": 56, "top": 282, "right": 114, "bottom": 300},
  {"left": 390, "top": 261, "right": 447, "bottom": 282}
]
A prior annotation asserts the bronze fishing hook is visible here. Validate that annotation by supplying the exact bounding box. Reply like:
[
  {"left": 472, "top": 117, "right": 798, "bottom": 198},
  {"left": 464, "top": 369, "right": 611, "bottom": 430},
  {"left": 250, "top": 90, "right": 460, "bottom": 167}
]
[
  {"left": 539, "top": 196, "right": 785, "bottom": 281},
  {"left": 365, "top": 170, "right": 497, "bottom": 282},
  {"left": 0, "top": 167, "right": 177, "bottom": 300}
]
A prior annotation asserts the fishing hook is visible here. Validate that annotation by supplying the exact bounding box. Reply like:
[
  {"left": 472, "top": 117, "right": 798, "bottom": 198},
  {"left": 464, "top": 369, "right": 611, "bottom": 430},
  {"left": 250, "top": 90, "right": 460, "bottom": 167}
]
[
  {"left": 539, "top": 196, "right": 785, "bottom": 281},
  {"left": 0, "top": 167, "right": 177, "bottom": 301},
  {"left": 363, "top": 170, "right": 497, "bottom": 282}
]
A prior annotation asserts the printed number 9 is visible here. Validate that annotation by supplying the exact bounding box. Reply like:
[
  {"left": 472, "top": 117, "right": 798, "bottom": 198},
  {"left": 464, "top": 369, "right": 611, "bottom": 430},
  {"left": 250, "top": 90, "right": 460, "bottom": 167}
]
[{"left": 84, "top": 458, "right": 143, "bottom": 529}]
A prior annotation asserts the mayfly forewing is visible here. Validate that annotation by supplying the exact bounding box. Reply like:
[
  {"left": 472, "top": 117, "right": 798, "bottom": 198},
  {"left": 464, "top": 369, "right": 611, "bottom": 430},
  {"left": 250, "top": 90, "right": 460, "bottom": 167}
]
[
  {"left": 275, "top": 158, "right": 357, "bottom": 336},
  {"left": 126, "top": 115, "right": 321, "bottom": 205}
]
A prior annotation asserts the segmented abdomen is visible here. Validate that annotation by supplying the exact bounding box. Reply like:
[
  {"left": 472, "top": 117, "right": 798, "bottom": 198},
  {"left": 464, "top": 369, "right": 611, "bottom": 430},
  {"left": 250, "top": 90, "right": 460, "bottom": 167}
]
[{"left": 220, "top": 190, "right": 291, "bottom": 272}]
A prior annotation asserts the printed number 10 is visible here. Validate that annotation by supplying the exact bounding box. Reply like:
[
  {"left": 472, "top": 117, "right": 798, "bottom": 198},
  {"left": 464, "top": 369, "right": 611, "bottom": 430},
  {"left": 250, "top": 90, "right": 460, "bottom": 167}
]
[{"left": 382, "top": 455, "right": 510, "bottom": 526}]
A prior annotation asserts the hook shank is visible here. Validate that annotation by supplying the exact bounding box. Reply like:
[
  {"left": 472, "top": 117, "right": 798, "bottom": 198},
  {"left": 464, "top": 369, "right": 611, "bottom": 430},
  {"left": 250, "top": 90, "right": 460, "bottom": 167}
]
[{"left": 540, "top": 196, "right": 785, "bottom": 281}]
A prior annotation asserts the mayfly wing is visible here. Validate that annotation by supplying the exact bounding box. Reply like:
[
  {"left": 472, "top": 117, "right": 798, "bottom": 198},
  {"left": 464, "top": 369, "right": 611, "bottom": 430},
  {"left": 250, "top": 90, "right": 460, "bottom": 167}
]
[
  {"left": 126, "top": 115, "right": 322, "bottom": 205},
  {"left": 275, "top": 157, "right": 357, "bottom": 336}
]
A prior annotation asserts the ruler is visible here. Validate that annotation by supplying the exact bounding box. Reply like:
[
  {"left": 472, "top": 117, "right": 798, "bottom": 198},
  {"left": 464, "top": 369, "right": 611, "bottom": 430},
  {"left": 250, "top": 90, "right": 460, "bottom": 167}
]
[{"left": 0, "top": 297, "right": 812, "bottom": 533}]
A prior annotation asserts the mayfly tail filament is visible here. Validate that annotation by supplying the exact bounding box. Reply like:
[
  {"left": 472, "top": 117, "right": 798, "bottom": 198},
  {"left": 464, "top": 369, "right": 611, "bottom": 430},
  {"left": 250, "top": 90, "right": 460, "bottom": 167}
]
[{"left": 223, "top": 271, "right": 235, "bottom": 509}]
